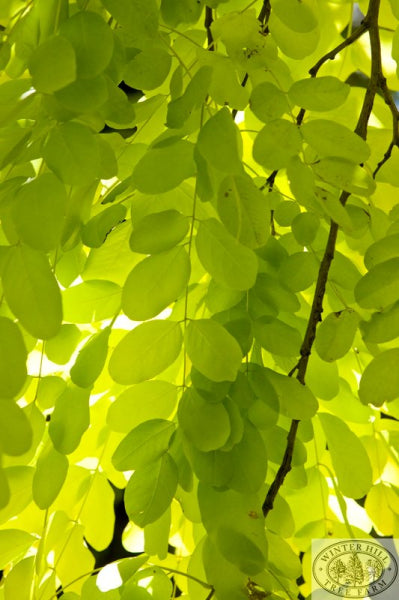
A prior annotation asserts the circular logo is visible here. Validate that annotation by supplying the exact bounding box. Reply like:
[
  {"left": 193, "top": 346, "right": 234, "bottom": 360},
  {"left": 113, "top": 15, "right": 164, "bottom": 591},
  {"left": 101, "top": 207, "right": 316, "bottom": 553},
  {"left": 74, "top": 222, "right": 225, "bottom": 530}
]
[{"left": 313, "top": 540, "right": 398, "bottom": 597}]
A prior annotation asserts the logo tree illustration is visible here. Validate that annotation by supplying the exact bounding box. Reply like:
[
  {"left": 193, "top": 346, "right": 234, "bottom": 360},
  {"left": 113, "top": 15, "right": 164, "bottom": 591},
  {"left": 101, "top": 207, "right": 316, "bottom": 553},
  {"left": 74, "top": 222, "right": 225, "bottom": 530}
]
[{"left": 0, "top": 1, "right": 399, "bottom": 599}]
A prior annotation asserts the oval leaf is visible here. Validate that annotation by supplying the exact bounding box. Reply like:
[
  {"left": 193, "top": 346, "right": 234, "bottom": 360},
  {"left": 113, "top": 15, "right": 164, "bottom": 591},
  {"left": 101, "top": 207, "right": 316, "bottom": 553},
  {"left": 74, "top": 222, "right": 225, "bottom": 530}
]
[
  {"left": 0, "top": 317, "right": 27, "bottom": 398},
  {"left": 124, "top": 453, "right": 178, "bottom": 527},
  {"left": 185, "top": 319, "right": 242, "bottom": 383},
  {"left": 112, "top": 419, "right": 175, "bottom": 470},
  {"left": 109, "top": 320, "right": 183, "bottom": 384},
  {"left": 358, "top": 348, "right": 399, "bottom": 406},
  {"left": 122, "top": 247, "right": 190, "bottom": 321},
  {"left": 315, "top": 310, "right": 359, "bottom": 362},
  {"left": 32, "top": 445, "right": 68, "bottom": 509},
  {"left": 2, "top": 245, "right": 62, "bottom": 339},
  {"left": 318, "top": 412, "right": 372, "bottom": 498},
  {"left": 196, "top": 218, "right": 258, "bottom": 291}
]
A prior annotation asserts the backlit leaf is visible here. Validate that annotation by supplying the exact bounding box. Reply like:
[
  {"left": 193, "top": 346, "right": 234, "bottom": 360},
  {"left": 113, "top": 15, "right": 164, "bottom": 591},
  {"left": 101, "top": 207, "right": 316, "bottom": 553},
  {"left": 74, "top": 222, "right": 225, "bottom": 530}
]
[
  {"left": 107, "top": 381, "right": 178, "bottom": 433},
  {"left": 124, "top": 48, "right": 171, "bottom": 90},
  {"left": 315, "top": 310, "right": 359, "bottom": 362},
  {"left": 178, "top": 388, "right": 231, "bottom": 451},
  {"left": 122, "top": 247, "right": 190, "bottom": 321},
  {"left": 185, "top": 319, "right": 242, "bottom": 382},
  {"left": 62, "top": 280, "right": 121, "bottom": 323},
  {"left": 253, "top": 120, "right": 302, "bottom": 170},
  {"left": 354, "top": 258, "right": 399, "bottom": 309},
  {"left": 197, "top": 107, "right": 242, "bottom": 174},
  {"left": 49, "top": 385, "right": 90, "bottom": 454},
  {"left": 32, "top": 445, "right": 68, "bottom": 509},
  {"left": 0, "top": 317, "right": 27, "bottom": 399},
  {"left": 109, "top": 320, "right": 182, "bottom": 384},
  {"left": 59, "top": 10, "right": 114, "bottom": 78},
  {"left": 318, "top": 412, "right": 372, "bottom": 498},
  {"left": 253, "top": 316, "right": 302, "bottom": 357},
  {"left": 132, "top": 139, "right": 196, "bottom": 194},
  {"left": 43, "top": 122, "right": 101, "bottom": 186},
  {"left": 196, "top": 218, "right": 258, "bottom": 290},
  {"left": 0, "top": 530, "right": 35, "bottom": 569},
  {"left": 249, "top": 82, "right": 288, "bottom": 123},
  {"left": 112, "top": 419, "right": 175, "bottom": 470},
  {"left": 130, "top": 210, "right": 189, "bottom": 254},
  {"left": 0, "top": 399, "right": 32, "bottom": 456},
  {"left": 29, "top": 34, "right": 76, "bottom": 93},
  {"left": 124, "top": 453, "right": 178, "bottom": 526},
  {"left": 358, "top": 348, "right": 399, "bottom": 406},
  {"left": 13, "top": 173, "right": 66, "bottom": 251},
  {"left": 301, "top": 120, "right": 370, "bottom": 163},
  {"left": 288, "top": 77, "right": 349, "bottom": 111},
  {"left": 70, "top": 327, "right": 110, "bottom": 388},
  {"left": 2, "top": 245, "right": 62, "bottom": 339}
]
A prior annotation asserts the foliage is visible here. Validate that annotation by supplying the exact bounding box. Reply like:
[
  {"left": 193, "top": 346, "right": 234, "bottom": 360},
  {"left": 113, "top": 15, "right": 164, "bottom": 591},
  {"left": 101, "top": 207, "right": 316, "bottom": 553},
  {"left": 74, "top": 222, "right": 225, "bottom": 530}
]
[{"left": 0, "top": 0, "right": 399, "bottom": 599}]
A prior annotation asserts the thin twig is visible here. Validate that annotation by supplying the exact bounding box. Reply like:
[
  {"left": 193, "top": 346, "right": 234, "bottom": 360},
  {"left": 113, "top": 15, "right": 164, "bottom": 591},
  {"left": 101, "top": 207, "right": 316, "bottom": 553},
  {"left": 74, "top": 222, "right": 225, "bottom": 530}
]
[
  {"left": 205, "top": 6, "right": 214, "bottom": 51},
  {"left": 309, "top": 20, "right": 369, "bottom": 77},
  {"left": 262, "top": 0, "right": 382, "bottom": 518}
]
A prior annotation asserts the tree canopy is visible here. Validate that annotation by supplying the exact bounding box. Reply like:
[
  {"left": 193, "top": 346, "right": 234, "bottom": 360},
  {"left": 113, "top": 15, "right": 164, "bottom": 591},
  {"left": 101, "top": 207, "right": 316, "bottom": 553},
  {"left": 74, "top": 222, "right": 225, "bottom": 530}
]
[{"left": 0, "top": 0, "right": 399, "bottom": 599}]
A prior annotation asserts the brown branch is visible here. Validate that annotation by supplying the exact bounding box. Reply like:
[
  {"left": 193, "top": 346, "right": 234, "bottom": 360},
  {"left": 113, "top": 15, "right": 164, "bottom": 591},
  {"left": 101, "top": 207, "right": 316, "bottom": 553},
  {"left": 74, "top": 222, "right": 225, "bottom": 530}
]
[
  {"left": 262, "top": 0, "right": 382, "bottom": 518},
  {"left": 205, "top": 6, "right": 214, "bottom": 51},
  {"left": 232, "top": 1, "right": 271, "bottom": 120},
  {"left": 309, "top": 20, "right": 369, "bottom": 77}
]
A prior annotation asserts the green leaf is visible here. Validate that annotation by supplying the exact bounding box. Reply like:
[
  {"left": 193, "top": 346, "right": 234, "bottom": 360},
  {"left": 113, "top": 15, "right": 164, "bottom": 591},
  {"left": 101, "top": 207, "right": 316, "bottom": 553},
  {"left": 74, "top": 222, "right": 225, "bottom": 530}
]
[
  {"left": 0, "top": 317, "right": 27, "bottom": 399},
  {"left": 196, "top": 218, "right": 258, "bottom": 290},
  {"left": 62, "top": 280, "right": 121, "bottom": 323},
  {"left": 361, "top": 301, "right": 399, "bottom": 343},
  {"left": 196, "top": 107, "right": 242, "bottom": 174},
  {"left": 178, "top": 388, "right": 231, "bottom": 451},
  {"left": 217, "top": 174, "right": 270, "bottom": 248},
  {"left": 301, "top": 120, "right": 370, "bottom": 163},
  {"left": 130, "top": 210, "right": 189, "bottom": 254},
  {"left": 43, "top": 122, "right": 101, "bottom": 186},
  {"left": 288, "top": 77, "right": 350, "bottom": 111},
  {"left": 101, "top": 0, "right": 159, "bottom": 41},
  {"left": 124, "top": 453, "right": 178, "bottom": 526},
  {"left": 70, "top": 327, "right": 110, "bottom": 388},
  {"left": 375, "top": 146, "right": 399, "bottom": 186},
  {"left": 266, "top": 369, "right": 318, "bottom": 419},
  {"left": 0, "top": 468, "right": 9, "bottom": 510},
  {"left": 161, "top": 0, "right": 202, "bottom": 25},
  {"left": 315, "top": 310, "right": 359, "bottom": 362},
  {"left": 272, "top": 0, "right": 317, "bottom": 33},
  {"left": 278, "top": 251, "right": 318, "bottom": 292},
  {"left": 132, "top": 139, "right": 196, "bottom": 194},
  {"left": 122, "top": 247, "right": 190, "bottom": 321},
  {"left": 0, "top": 399, "right": 32, "bottom": 456},
  {"left": 318, "top": 412, "right": 372, "bottom": 498},
  {"left": 291, "top": 212, "right": 320, "bottom": 246},
  {"left": 112, "top": 419, "right": 175, "bottom": 470},
  {"left": 216, "top": 527, "right": 266, "bottom": 575},
  {"left": 54, "top": 75, "right": 108, "bottom": 113},
  {"left": 253, "top": 316, "right": 302, "bottom": 357},
  {"left": 167, "top": 66, "right": 212, "bottom": 129},
  {"left": 49, "top": 385, "right": 90, "bottom": 454},
  {"left": 188, "top": 446, "right": 234, "bottom": 486},
  {"left": 253, "top": 120, "right": 302, "bottom": 170},
  {"left": 185, "top": 319, "right": 243, "bottom": 382},
  {"left": 229, "top": 421, "right": 267, "bottom": 494},
  {"left": 249, "top": 82, "right": 288, "bottom": 123},
  {"left": 107, "top": 381, "right": 178, "bottom": 433},
  {"left": 124, "top": 47, "right": 171, "bottom": 90},
  {"left": 312, "top": 158, "right": 376, "bottom": 196},
  {"left": 59, "top": 11, "right": 114, "bottom": 78},
  {"left": 364, "top": 233, "right": 399, "bottom": 269},
  {"left": 28, "top": 34, "right": 76, "bottom": 93},
  {"left": 354, "top": 258, "right": 399, "bottom": 309},
  {"left": 358, "top": 348, "right": 399, "bottom": 406},
  {"left": 269, "top": 11, "right": 319, "bottom": 59},
  {"left": 3, "top": 556, "right": 35, "bottom": 600},
  {"left": 82, "top": 205, "right": 127, "bottom": 248},
  {"left": 2, "top": 245, "right": 62, "bottom": 339},
  {"left": 109, "top": 320, "right": 182, "bottom": 384},
  {"left": 13, "top": 173, "right": 67, "bottom": 251},
  {"left": 32, "top": 445, "right": 68, "bottom": 509},
  {"left": 0, "top": 530, "right": 35, "bottom": 569}
]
